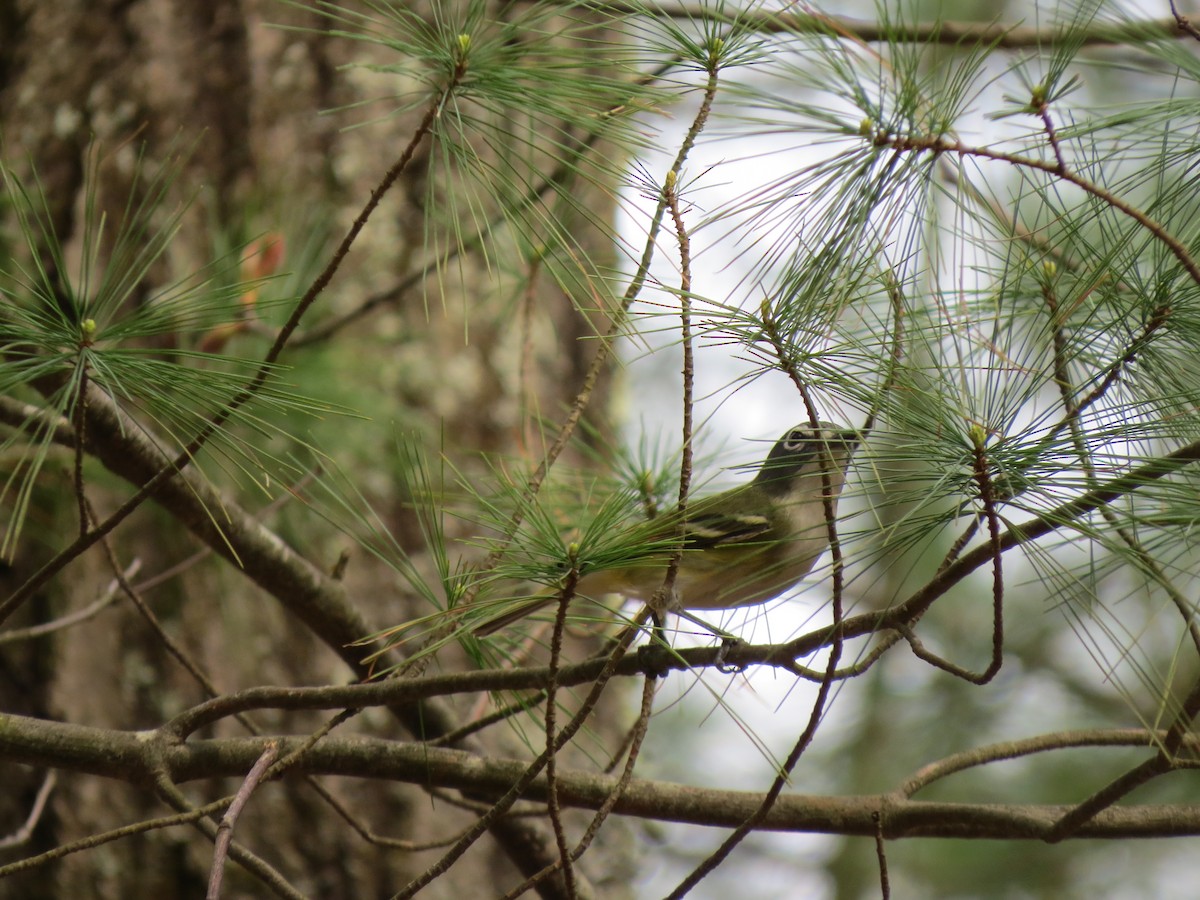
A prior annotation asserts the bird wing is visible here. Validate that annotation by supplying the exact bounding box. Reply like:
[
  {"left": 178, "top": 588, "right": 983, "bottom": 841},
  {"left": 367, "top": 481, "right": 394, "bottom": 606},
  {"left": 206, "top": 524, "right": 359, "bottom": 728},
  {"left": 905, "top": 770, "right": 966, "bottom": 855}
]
[{"left": 680, "top": 510, "right": 773, "bottom": 549}]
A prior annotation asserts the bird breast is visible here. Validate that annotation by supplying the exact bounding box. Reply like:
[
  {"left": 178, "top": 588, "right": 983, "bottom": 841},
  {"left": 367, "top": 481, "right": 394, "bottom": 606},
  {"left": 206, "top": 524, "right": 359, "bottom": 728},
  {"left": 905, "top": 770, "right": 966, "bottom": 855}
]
[{"left": 575, "top": 482, "right": 842, "bottom": 612}]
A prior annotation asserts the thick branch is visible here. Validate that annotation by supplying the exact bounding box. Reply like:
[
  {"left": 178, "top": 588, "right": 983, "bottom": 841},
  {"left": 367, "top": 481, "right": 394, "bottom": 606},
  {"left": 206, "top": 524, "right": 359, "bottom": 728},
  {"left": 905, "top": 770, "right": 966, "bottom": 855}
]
[
  {"left": 75, "top": 384, "right": 372, "bottom": 658},
  {"left": 2, "top": 716, "right": 1199, "bottom": 841}
]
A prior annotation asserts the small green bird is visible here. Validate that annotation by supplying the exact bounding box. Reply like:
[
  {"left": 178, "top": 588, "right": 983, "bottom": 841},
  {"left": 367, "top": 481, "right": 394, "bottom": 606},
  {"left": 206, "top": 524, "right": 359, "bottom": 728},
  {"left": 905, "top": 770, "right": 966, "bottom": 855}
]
[{"left": 474, "top": 423, "right": 861, "bottom": 635}]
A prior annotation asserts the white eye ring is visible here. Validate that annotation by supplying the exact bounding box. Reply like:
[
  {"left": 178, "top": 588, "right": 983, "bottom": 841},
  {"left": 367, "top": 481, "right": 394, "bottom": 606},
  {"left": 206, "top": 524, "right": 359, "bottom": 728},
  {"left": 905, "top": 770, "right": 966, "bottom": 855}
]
[{"left": 783, "top": 431, "right": 811, "bottom": 451}]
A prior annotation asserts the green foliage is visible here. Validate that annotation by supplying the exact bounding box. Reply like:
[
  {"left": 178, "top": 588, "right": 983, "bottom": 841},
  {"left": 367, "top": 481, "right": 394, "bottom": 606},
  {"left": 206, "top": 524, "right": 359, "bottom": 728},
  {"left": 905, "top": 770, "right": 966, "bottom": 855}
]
[
  {"left": 293, "top": 0, "right": 663, "bottom": 310},
  {"left": 0, "top": 147, "right": 347, "bottom": 555}
]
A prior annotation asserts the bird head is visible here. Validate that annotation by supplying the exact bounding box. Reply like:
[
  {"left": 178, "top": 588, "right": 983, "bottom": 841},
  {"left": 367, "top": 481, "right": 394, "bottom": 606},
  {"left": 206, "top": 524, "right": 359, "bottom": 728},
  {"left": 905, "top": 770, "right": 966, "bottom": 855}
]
[{"left": 751, "top": 422, "right": 861, "bottom": 498}]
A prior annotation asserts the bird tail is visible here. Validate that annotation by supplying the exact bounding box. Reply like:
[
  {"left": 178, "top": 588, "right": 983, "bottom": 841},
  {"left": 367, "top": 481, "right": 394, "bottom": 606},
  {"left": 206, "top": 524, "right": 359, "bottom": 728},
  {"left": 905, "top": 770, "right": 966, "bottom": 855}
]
[{"left": 471, "top": 595, "right": 556, "bottom": 636}]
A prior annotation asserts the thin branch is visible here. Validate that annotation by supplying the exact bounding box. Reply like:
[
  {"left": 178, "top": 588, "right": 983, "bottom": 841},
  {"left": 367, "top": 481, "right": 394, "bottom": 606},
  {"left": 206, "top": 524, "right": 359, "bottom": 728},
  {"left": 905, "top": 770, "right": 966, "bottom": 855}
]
[
  {"left": 898, "top": 729, "right": 1172, "bottom": 797},
  {"left": 91, "top": 505, "right": 238, "bottom": 716},
  {"left": 423, "top": 786, "right": 551, "bottom": 820},
  {"left": 968, "top": 431, "right": 1004, "bottom": 684},
  {"left": 543, "top": 570, "right": 581, "bottom": 897},
  {"left": 0, "top": 772, "right": 56, "bottom": 850},
  {"left": 0, "top": 559, "right": 139, "bottom": 644},
  {"left": 154, "top": 774, "right": 304, "bottom": 900},
  {"left": 1034, "top": 98, "right": 1067, "bottom": 175},
  {"left": 265, "top": 709, "right": 361, "bottom": 782},
  {"left": 667, "top": 633, "right": 842, "bottom": 896},
  {"left": 207, "top": 742, "right": 279, "bottom": 900},
  {"left": 426, "top": 690, "right": 550, "bottom": 746},
  {"left": 153, "top": 644, "right": 771, "bottom": 736},
  {"left": 1170, "top": 0, "right": 1200, "bottom": 41},
  {"left": 679, "top": 176, "right": 871, "bottom": 898},
  {"left": 781, "top": 633, "right": 901, "bottom": 681},
  {"left": 292, "top": 56, "right": 680, "bottom": 348},
  {"left": 897, "top": 623, "right": 996, "bottom": 683},
  {"left": 826, "top": 437, "right": 1200, "bottom": 652},
  {"left": 588, "top": 3, "right": 1183, "bottom": 48},
  {"left": 72, "top": 363, "right": 89, "bottom": 538},
  {"left": 662, "top": 158, "right": 698, "bottom": 605},
  {"left": 873, "top": 810, "right": 890, "bottom": 900},
  {"left": 1044, "top": 755, "right": 1173, "bottom": 844},
  {"left": 935, "top": 519, "right": 979, "bottom": 575},
  {"left": 861, "top": 270, "right": 906, "bottom": 435},
  {"left": 1040, "top": 275, "right": 1200, "bottom": 656},
  {"left": 149, "top": 498, "right": 1200, "bottom": 729},
  {"left": 0, "top": 802, "right": 229, "bottom": 879},
  {"left": 310, "top": 780, "right": 483, "bottom": 850},
  {"left": 668, "top": 362, "right": 852, "bottom": 897}
]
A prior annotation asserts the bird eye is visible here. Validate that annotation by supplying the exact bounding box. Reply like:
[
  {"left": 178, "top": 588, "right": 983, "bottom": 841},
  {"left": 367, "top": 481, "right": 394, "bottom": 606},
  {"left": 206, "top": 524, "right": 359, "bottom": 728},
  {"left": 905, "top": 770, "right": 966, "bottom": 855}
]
[{"left": 783, "top": 430, "right": 810, "bottom": 451}]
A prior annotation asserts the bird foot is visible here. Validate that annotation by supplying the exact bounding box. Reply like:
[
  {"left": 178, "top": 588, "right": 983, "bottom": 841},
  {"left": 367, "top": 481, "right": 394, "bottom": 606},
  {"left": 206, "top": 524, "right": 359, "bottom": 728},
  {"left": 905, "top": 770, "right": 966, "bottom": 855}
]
[
  {"left": 637, "top": 640, "right": 675, "bottom": 678},
  {"left": 714, "top": 636, "right": 747, "bottom": 674}
]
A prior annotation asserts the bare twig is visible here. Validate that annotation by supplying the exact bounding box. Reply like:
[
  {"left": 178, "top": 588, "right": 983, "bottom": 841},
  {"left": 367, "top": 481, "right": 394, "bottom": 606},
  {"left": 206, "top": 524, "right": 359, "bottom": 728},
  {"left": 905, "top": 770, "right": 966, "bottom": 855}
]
[
  {"left": 935, "top": 519, "right": 979, "bottom": 575},
  {"left": 1034, "top": 98, "right": 1067, "bottom": 175},
  {"left": 0, "top": 802, "right": 228, "bottom": 879},
  {"left": 661, "top": 158, "right": 698, "bottom": 608},
  {"left": 779, "top": 632, "right": 901, "bottom": 681},
  {"left": 1170, "top": 0, "right": 1200, "bottom": 41},
  {"left": 0, "top": 772, "right": 56, "bottom": 849},
  {"left": 543, "top": 569, "right": 582, "bottom": 897},
  {"left": 207, "top": 742, "right": 279, "bottom": 900},
  {"left": 873, "top": 810, "right": 890, "bottom": 900},
  {"left": 312, "top": 781, "right": 485, "bottom": 850},
  {"left": 0, "top": 560, "right": 139, "bottom": 644},
  {"left": 898, "top": 729, "right": 1172, "bottom": 797},
  {"left": 154, "top": 774, "right": 303, "bottom": 900},
  {"left": 426, "top": 690, "right": 551, "bottom": 746}
]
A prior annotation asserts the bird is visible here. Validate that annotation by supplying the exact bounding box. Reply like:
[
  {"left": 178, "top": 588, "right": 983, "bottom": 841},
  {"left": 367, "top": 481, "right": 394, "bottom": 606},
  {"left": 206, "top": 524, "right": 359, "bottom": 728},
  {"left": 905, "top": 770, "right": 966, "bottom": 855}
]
[{"left": 472, "top": 422, "right": 861, "bottom": 636}]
